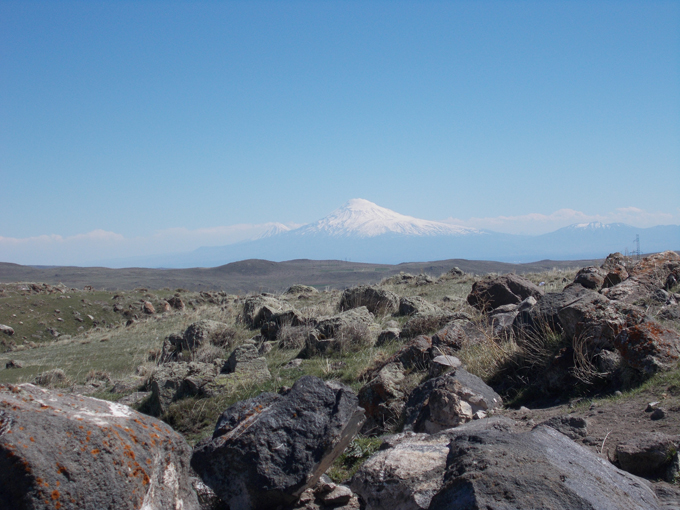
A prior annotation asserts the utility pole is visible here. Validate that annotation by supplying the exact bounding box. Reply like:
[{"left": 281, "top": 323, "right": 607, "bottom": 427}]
[{"left": 633, "top": 234, "right": 641, "bottom": 260}]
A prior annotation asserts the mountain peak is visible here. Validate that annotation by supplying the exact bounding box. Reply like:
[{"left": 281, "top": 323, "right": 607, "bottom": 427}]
[{"left": 293, "top": 198, "right": 480, "bottom": 238}]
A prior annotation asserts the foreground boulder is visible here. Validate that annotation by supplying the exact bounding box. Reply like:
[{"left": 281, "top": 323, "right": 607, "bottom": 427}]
[
  {"left": 350, "top": 418, "right": 515, "bottom": 510},
  {"left": 427, "top": 425, "right": 660, "bottom": 510},
  {"left": 339, "top": 286, "right": 399, "bottom": 315},
  {"left": 191, "top": 376, "right": 365, "bottom": 510},
  {"left": 0, "top": 383, "right": 199, "bottom": 510}
]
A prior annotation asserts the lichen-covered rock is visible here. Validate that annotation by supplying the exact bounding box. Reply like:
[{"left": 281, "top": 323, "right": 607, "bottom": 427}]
[
  {"left": 191, "top": 376, "right": 365, "bottom": 510},
  {"left": 0, "top": 383, "right": 199, "bottom": 510},
  {"left": 614, "top": 317, "right": 680, "bottom": 374},
  {"left": 284, "top": 284, "right": 318, "bottom": 295},
  {"left": 339, "top": 286, "right": 399, "bottom": 315}
]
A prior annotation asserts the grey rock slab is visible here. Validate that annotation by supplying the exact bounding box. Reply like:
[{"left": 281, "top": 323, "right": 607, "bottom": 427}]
[
  {"left": 0, "top": 383, "right": 199, "bottom": 510},
  {"left": 428, "top": 425, "right": 660, "bottom": 510},
  {"left": 191, "top": 376, "right": 365, "bottom": 510}
]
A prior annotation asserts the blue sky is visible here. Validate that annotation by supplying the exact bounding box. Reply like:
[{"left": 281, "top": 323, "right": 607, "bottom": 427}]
[{"left": 1, "top": 1, "right": 679, "bottom": 265}]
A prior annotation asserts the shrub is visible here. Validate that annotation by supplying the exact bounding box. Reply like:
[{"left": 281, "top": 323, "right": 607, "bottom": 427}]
[
  {"left": 277, "top": 324, "right": 313, "bottom": 350},
  {"left": 335, "top": 322, "right": 374, "bottom": 353}
]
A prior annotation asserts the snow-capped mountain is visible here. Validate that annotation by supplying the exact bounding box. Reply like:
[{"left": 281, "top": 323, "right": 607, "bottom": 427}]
[
  {"left": 294, "top": 199, "right": 481, "bottom": 238},
  {"left": 94, "top": 200, "right": 679, "bottom": 268}
]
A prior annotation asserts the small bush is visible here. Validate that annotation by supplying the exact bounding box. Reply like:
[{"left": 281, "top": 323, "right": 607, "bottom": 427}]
[
  {"left": 327, "top": 435, "right": 383, "bottom": 483},
  {"left": 193, "top": 344, "right": 226, "bottom": 364},
  {"left": 33, "top": 368, "right": 68, "bottom": 387},
  {"left": 335, "top": 323, "right": 374, "bottom": 353},
  {"left": 85, "top": 369, "right": 112, "bottom": 385},
  {"left": 277, "top": 324, "right": 313, "bottom": 350}
]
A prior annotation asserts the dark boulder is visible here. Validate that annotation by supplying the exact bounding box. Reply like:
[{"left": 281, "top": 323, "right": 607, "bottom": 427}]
[
  {"left": 191, "top": 376, "right": 365, "bottom": 510},
  {"left": 0, "top": 383, "right": 199, "bottom": 510},
  {"left": 573, "top": 266, "right": 606, "bottom": 290},
  {"left": 467, "top": 274, "right": 544, "bottom": 312}
]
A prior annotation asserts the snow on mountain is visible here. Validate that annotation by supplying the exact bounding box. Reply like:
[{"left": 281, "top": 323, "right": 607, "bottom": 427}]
[
  {"left": 254, "top": 223, "right": 294, "bottom": 239},
  {"left": 566, "top": 222, "right": 627, "bottom": 231},
  {"left": 292, "top": 198, "right": 481, "bottom": 238}
]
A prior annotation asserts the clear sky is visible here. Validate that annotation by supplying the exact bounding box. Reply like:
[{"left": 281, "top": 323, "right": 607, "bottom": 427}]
[{"left": 1, "top": 1, "right": 679, "bottom": 265}]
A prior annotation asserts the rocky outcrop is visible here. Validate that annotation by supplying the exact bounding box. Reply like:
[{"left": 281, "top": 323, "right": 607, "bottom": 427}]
[
  {"left": 467, "top": 273, "right": 544, "bottom": 312},
  {"left": 339, "top": 286, "right": 399, "bottom": 315},
  {"left": 191, "top": 376, "right": 365, "bottom": 510},
  {"left": 0, "top": 383, "right": 199, "bottom": 510}
]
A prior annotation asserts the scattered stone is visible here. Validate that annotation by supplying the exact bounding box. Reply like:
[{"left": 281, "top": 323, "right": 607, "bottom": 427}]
[
  {"left": 242, "top": 295, "right": 285, "bottom": 328},
  {"left": 5, "top": 360, "right": 23, "bottom": 369},
  {"left": 573, "top": 266, "right": 606, "bottom": 289},
  {"left": 183, "top": 320, "right": 229, "bottom": 352},
  {"left": 402, "top": 370, "right": 502, "bottom": 433},
  {"left": 616, "top": 433, "right": 680, "bottom": 480},
  {"left": 142, "top": 301, "right": 155, "bottom": 314},
  {"left": 467, "top": 273, "right": 544, "bottom": 312},
  {"left": 339, "top": 286, "right": 399, "bottom": 315},
  {"left": 651, "top": 408, "right": 667, "bottom": 420},
  {"left": 285, "top": 284, "right": 318, "bottom": 295},
  {"left": 315, "top": 307, "right": 375, "bottom": 340},
  {"left": 376, "top": 327, "right": 400, "bottom": 346},
  {"left": 428, "top": 355, "right": 462, "bottom": 378},
  {"left": 0, "top": 383, "right": 199, "bottom": 510},
  {"left": 537, "top": 415, "right": 589, "bottom": 440},
  {"left": 0, "top": 324, "right": 15, "bottom": 336},
  {"left": 167, "top": 296, "right": 186, "bottom": 310},
  {"left": 399, "top": 296, "right": 441, "bottom": 316},
  {"left": 191, "top": 376, "right": 365, "bottom": 510},
  {"left": 222, "top": 342, "right": 270, "bottom": 381}
]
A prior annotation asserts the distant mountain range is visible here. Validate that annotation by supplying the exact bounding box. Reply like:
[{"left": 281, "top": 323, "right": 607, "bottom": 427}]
[{"left": 99, "top": 199, "right": 680, "bottom": 268}]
